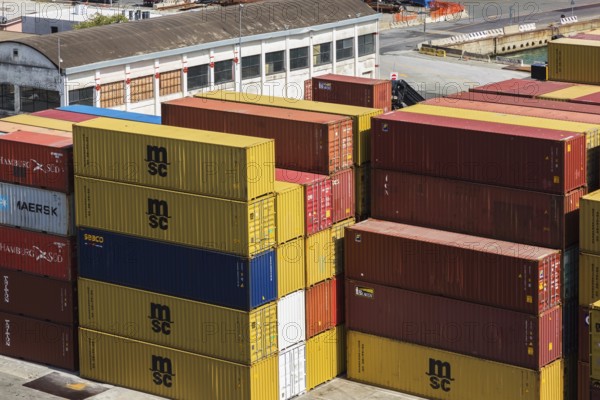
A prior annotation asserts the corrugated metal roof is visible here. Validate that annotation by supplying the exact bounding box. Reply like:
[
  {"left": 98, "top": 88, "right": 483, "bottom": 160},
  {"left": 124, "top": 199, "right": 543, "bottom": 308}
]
[{"left": 8, "top": 0, "right": 375, "bottom": 70}]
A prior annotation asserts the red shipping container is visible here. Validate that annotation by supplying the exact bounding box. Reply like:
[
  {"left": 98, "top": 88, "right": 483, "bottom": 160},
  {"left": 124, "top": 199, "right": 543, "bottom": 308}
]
[
  {"left": 581, "top": 306, "right": 591, "bottom": 363},
  {"left": 276, "top": 168, "right": 332, "bottom": 235},
  {"left": 345, "top": 278, "right": 562, "bottom": 370},
  {"left": 304, "top": 78, "right": 312, "bottom": 100},
  {"left": 161, "top": 97, "right": 352, "bottom": 175},
  {"left": 470, "top": 78, "right": 575, "bottom": 98},
  {"left": 345, "top": 219, "right": 561, "bottom": 314},
  {"left": 0, "top": 131, "right": 73, "bottom": 193},
  {"left": 371, "top": 169, "right": 585, "bottom": 250},
  {"left": 0, "top": 311, "right": 77, "bottom": 370},
  {"left": 576, "top": 92, "right": 600, "bottom": 107},
  {"left": 0, "top": 225, "right": 76, "bottom": 281},
  {"left": 371, "top": 111, "right": 586, "bottom": 194},
  {"left": 305, "top": 276, "right": 343, "bottom": 339},
  {"left": 331, "top": 168, "right": 354, "bottom": 223},
  {"left": 0, "top": 267, "right": 76, "bottom": 325},
  {"left": 311, "top": 74, "right": 392, "bottom": 112},
  {"left": 31, "top": 109, "right": 97, "bottom": 123},
  {"left": 580, "top": 362, "right": 591, "bottom": 400}
]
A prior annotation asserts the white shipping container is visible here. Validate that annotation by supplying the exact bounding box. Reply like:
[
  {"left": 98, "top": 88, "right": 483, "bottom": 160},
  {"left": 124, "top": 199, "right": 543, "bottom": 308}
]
[
  {"left": 279, "top": 342, "right": 306, "bottom": 400},
  {"left": 0, "top": 182, "right": 74, "bottom": 235},
  {"left": 278, "top": 290, "right": 306, "bottom": 351}
]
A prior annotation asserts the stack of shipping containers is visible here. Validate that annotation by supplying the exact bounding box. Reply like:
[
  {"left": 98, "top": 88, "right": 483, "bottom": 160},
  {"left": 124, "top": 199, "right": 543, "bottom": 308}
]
[
  {"left": 307, "top": 74, "right": 392, "bottom": 113},
  {"left": 72, "top": 117, "right": 284, "bottom": 400}
]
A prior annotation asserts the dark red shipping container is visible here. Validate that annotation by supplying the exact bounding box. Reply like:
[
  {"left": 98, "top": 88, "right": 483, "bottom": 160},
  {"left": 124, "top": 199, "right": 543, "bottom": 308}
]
[
  {"left": 580, "top": 362, "right": 591, "bottom": 400},
  {"left": 0, "top": 267, "right": 76, "bottom": 324},
  {"left": 572, "top": 33, "right": 600, "bottom": 41},
  {"left": 0, "top": 311, "right": 77, "bottom": 370},
  {"left": 161, "top": 97, "right": 353, "bottom": 175},
  {"left": 345, "top": 278, "right": 562, "bottom": 369},
  {"left": 305, "top": 276, "right": 343, "bottom": 339},
  {"left": 344, "top": 219, "right": 561, "bottom": 314},
  {"left": 331, "top": 167, "right": 354, "bottom": 223},
  {"left": 575, "top": 92, "right": 600, "bottom": 107},
  {"left": 581, "top": 306, "right": 591, "bottom": 363},
  {"left": 311, "top": 74, "right": 392, "bottom": 112},
  {"left": 470, "top": 78, "right": 575, "bottom": 98},
  {"left": 0, "top": 225, "right": 76, "bottom": 281},
  {"left": 593, "top": 384, "right": 600, "bottom": 400},
  {"left": 276, "top": 168, "right": 332, "bottom": 235},
  {"left": 31, "top": 109, "right": 97, "bottom": 123},
  {"left": 0, "top": 131, "right": 73, "bottom": 193},
  {"left": 371, "top": 111, "right": 586, "bottom": 194},
  {"left": 371, "top": 169, "right": 585, "bottom": 250},
  {"left": 304, "top": 79, "right": 312, "bottom": 100}
]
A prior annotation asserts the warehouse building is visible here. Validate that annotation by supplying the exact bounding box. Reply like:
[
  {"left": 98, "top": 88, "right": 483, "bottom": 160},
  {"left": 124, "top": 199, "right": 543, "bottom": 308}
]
[{"left": 0, "top": 0, "right": 379, "bottom": 115}]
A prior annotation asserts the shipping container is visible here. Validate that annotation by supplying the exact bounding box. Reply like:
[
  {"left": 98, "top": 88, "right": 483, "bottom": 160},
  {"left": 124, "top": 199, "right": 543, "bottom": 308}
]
[
  {"left": 0, "top": 225, "right": 75, "bottom": 281},
  {"left": 0, "top": 311, "right": 77, "bottom": 371},
  {"left": 306, "top": 325, "right": 345, "bottom": 391},
  {"left": 581, "top": 192, "right": 600, "bottom": 255},
  {"left": 78, "top": 278, "right": 277, "bottom": 365},
  {"left": 354, "top": 162, "right": 370, "bottom": 220},
  {"left": 277, "top": 237, "right": 305, "bottom": 298},
  {"left": 161, "top": 97, "right": 353, "bottom": 175},
  {"left": 279, "top": 342, "right": 306, "bottom": 400},
  {"left": 75, "top": 176, "right": 275, "bottom": 257},
  {"left": 274, "top": 181, "right": 304, "bottom": 245},
  {"left": 304, "top": 79, "right": 312, "bottom": 100},
  {"left": 277, "top": 290, "right": 305, "bottom": 351},
  {"left": 590, "top": 300, "right": 600, "bottom": 383},
  {"left": 311, "top": 74, "right": 392, "bottom": 112},
  {"left": 31, "top": 109, "right": 98, "bottom": 123},
  {"left": 565, "top": 298, "right": 579, "bottom": 358},
  {"left": 549, "top": 38, "right": 600, "bottom": 85},
  {"left": 305, "top": 228, "right": 334, "bottom": 288},
  {"left": 593, "top": 385, "right": 600, "bottom": 400},
  {"left": 565, "top": 356, "right": 579, "bottom": 400},
  {"left": 0, "top": 121, "right": 71, "bottom": 137},
  {"left": 79, "top": 328, "right": 278, "bottom": 400},
  {"left": 538, "top": 85, "right": 600, "bottom": 101},
  {"left": 330, "top": 168, "right": 354, "bottom": 223},
  {"left": 372, "top": 169, "right": 585, "bottom": 249},
  {"left": 0, "top": 131, "right": 73, "bottom": 193},
  {"left": 470, "top": 78, "right": 575, "bottom": 98},
  {"left": 347, "top": 330, "right": 563, "bottom": 400},
  {"left": 276, "top": 169, "right": 332, "bottom": 236},
  {"left": 563, "top": 245, "right": 579, "bottom": 301},
  {"left": 346, "top": 279, "right": 562, "bottom": 369},
  {"left": 331, "top": 218, "right": 354, "bottom": 277},
  {"left": 73, "top": 118, "right": 275, "bottom": 201},
  {"left": 345, "top": 219, "right": 561, "bottom": 314},
  {"left": 0, "top": 182, "right": 74, "bottom": 236},
  {"left": 576, "top": 92, "right": 600, "bottom": 106},
  {"left": 78, "top": 227, "right": 276, "bottom": 311},
  {"left": 580, "top": 252, "right": 600, "bottom": 306},
  {"left": 58, "top": 105, "right": 162, "bottom": 124},
  {"left": 0, "top": 267, "right": 76, "bottom": 324},
  {"left": 1, "top": 115, "right": 74, "bottom": 132},
  {"left": 194, "top": 89, "right": 382, "bottom": 165},
  {"left": 306, "top": 277, "right": 343, "bottom": 339},
  {"left": 581, "top": 306, "right": 591, "bottom": 363},
  {"left": 372, "top": 107, "right": 587, "bottom": 194},
  {"left": 579, "top": 362, "right": 590, "bottom": 400}
]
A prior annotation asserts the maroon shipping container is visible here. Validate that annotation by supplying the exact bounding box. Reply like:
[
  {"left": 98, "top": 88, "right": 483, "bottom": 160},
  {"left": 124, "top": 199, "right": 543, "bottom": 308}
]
[
  {"left": 276, "top": 168, "right": 332, "bottom": 235},
  {"left": 0, "top": 267, "right": 76, "bottom": 324},
  {"left": 575, "top": 92, "right": 600, "bottom": 107},
  {"left": 305, "top": 276, "right": 344, "bottom": 339},
  {"left": 161, "top": 97, "right": 353, "bottom": 175},
  {"left": 470, "top": 78, "right": 575, "bottom": 98},
  {"left": 311, "top": 74, "right": 392, "bottom": 112},
  {"left": 0, "top": 131, "right": 73, "bottom": 193},
  {"left": 344, "top": 219, "right": 561, "bottom": 314},
  {"left": 580, "top": 362, "right": 591, "bottom": 400},
  {"left": 581, "top": 306, "right": 591, "bottom": 363},
  {"left": 572, "top": 33, "right": 600, "bottom": 41},
  {"left": 31, "top": 109, "right": 97, "bottom": 123},
  {"left": 0, "top": 225, "right": 76, "bottom": 281},
  {"left": 371, "top": 169, "right": 585, "bottom": 250},
  {"left": 345, "top": 278, "right": 562, "bottom": 369},
  {"left": 331, "top": 168, "right": 354, "bottom": 223},
  {"left": 304, "top": 78, "right": 312, "bottom": 100},
  {"left": 371, "top": 111, "right": 586, "bottom": 194},
  {"left": 0, "top": 311, "right": 77, "bottom": 370},
  {"left": 593, "top": 385, "right": 600, "bottom": 400}
]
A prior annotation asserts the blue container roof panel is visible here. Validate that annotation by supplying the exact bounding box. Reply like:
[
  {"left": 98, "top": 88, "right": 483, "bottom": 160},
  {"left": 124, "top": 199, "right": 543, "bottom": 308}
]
[{"left": 58, "top": 105, "right": 162, "bottom": 124}]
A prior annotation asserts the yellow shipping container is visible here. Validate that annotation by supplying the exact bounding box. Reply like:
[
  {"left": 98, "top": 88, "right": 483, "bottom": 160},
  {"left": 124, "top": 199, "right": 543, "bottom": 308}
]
[
  {"left": 347, "top": 330, "right": 563, "bottom": 400},
  {"left": 548, "top": 38, "right": 600, "bottom": 85},
  {"left": 79, "top": 328, "right": 278, "bottom": 400},
  {"left": 306, "top": 325, "right": 346, "bottom": 391},
  {"left": 78, "top": 278, "right": 277, "bottom": 365},
  {"left": 0, "top": 121, "right": 71, "bottom": 137},
  {"left": 75, "top": 176, "right": 275, "bottom": 257},
  {"left": 194, "top": 90, "right": 383, "bottom": 165},
  {"left": 277, "top": 237, "right": 305, "bottom": 298},
  {"left": 591, "top": 301, "right": 600, "bottom": 383},
  {"left": 305, "top": 227, "right": 334, "bottom": 288},
  {"left": 1, "top": 114, "right": 74, "bottom": 132},
  {"left": 73, "top": 118, "right": 275, "bottom": 201},
  {"left": 537, "top": 85, "right": 600, "bottom": 101},
  {"left": 274, "top": 181, "right": 304, "bottom": 245},
  {"left": 331, "top": 218, "right": 355, "bottom": 276},
  {"left": 354, "top": 163, "right": 370, "bottom": 219},
  {"left": 579, "top": 252, "right": 600, "bottom": 306},
  {"left": 580, "top": 190, "right": 600, "bottom": 255}
]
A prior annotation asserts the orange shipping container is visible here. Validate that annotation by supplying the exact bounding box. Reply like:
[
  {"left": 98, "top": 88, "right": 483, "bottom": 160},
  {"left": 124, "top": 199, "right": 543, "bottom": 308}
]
[{"left": 305, "top": 277, "right": 343, "bottom": 339}]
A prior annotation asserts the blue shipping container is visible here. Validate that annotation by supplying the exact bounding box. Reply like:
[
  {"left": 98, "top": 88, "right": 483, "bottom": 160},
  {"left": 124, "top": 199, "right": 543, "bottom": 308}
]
[
  {"left": 58, "top": 105, "right": 162, "bottom": 124},
  {"left": 78, "top": 227, "right": 276, "bottom": 311}
]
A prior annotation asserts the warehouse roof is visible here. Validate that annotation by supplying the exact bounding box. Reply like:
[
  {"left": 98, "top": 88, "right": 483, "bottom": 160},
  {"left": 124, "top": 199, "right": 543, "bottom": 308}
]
[
  {"left": 0, "top": 31, "right": 34, "bottom": 41},
  {"left": 7, "top": 0, "right": 375, "bottom": 70}
]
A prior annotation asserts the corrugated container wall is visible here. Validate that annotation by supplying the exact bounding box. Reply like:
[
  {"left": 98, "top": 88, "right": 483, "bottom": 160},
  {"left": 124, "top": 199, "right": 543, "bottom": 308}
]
[
  {"left": 331, "top": 218, "right": 355, "bottom": 276},
  {"left": 58, "top": 105, "right": 162, "bottom": 124},
  {"left": 279, "top": 342, "right": 306, "bottom": 400},
  {"left": 580, "top": 362, "right": 591, "bottom": 400},
  {"left": 589, "top": 300, "right": 600, "bottom": 384},
  {"left": 580, "top": 191, "right": 600, "bottom": 254},
  {"left": 0, "top": 131, "right": 73, "bottom": 193},
  {"left": 277, "top": 237, "right": 305, "bottom": 298},
  {"left": 579, "top": 306, "right": 590, "bottom": 363},
  {"left": 311, "top": 74, "right": 392, "bottom": 112},
  {"left": 347, "top": 330, "right": 563, "bottom": 400},
  {"left": 2, "top": 115, "right": 75, "bottom": 132},
  {"left": 277, "top": 290, "right": 306, "bottom": 351},
  {"left": 78, "top": 278, "right": 277, "bottom": 365},
  {"left": 354, "top": 163, "right": 370, "bottom": 220},
  {"left": 564, "top": 299, "right": 579, "bottom": 358},
  {"left": 372, "top": 169, "right": 585, "bottom": 249},
  {"left": 306, "top": 277, "right": 343, "bottom": 339},
  {"left": 78, "top": 227, "right": 276, "bottom": 311},
  {"left": 564, "top": 355, "right": 578, "bottom": 400},
  {"left": 580, "top": 252, "right": 600, "bottom": 306},
  {"left": 0, "top": 182, "right": 74, "bottom": 236},
  {"left": 305, "top": 228, "right": 334, "bottom": 288},
  {"left": 330, "top": 168, "right": 354, "bottom": 223},
  {"left": 161, "top": 97, "right": 353, "bottom": 175},
  {"left": 346, "top": 279, "right": 562, "bottom": 369},
  {"left": 549, "top": 39, "right": 600, "bottom": 85},
  {"left": 469, "top": 78, "right": 575, "bottom": 98},
  {"left": 345, "top": 219, "right": 561, "bottom": 314},
  {"left": 0, "top": 225, "right": 76, "bottom": 281},
  {"left": 563, "top": 245, "right": 580, "bottom": 302},
  {"left": 75, "top": 176, "right": 276, "bottom": 258},
  {"left": 79, "top": 328, "right": 279, "bottom": 400},
  {"left": 0, "top": 311, "right": 78, "bottom": 371},
  {"left": 305, "top": 325, "right": 346, "bottom": 391},
  {"left": 0, "top": 121, "right": 71, "bottom": 137},
  {"left": 32, "top": 109, "right": 98, "bottom": 123},
  {"left": 274, "top": 181, "right": 304, "bottom": 245},
  {"left": 73, "top": 118, "right": 275, "bottom": 201}
]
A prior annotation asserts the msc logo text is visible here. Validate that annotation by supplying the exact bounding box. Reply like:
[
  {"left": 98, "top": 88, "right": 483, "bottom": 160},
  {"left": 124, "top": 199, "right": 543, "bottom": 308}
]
[
  {"left": 151, "top": 355, "right": 175, "bottom": 387},
  {"left": 149, "top": 303, "right": 173, "bottom": 335},
  {"left": 145, "top": 145, "right": 170, "bottom": 178},
  {"left": 426, "top": 358, "right": 454, "bottom": 392},
  {"left": 147, "top": 198, "right": 170, "bottom": 230}
]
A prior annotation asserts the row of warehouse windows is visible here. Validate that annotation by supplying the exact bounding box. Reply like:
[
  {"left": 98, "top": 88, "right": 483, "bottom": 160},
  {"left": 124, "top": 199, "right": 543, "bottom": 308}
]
[{"left": 67, "top": 34, "right": 375, "bottom": 108}]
